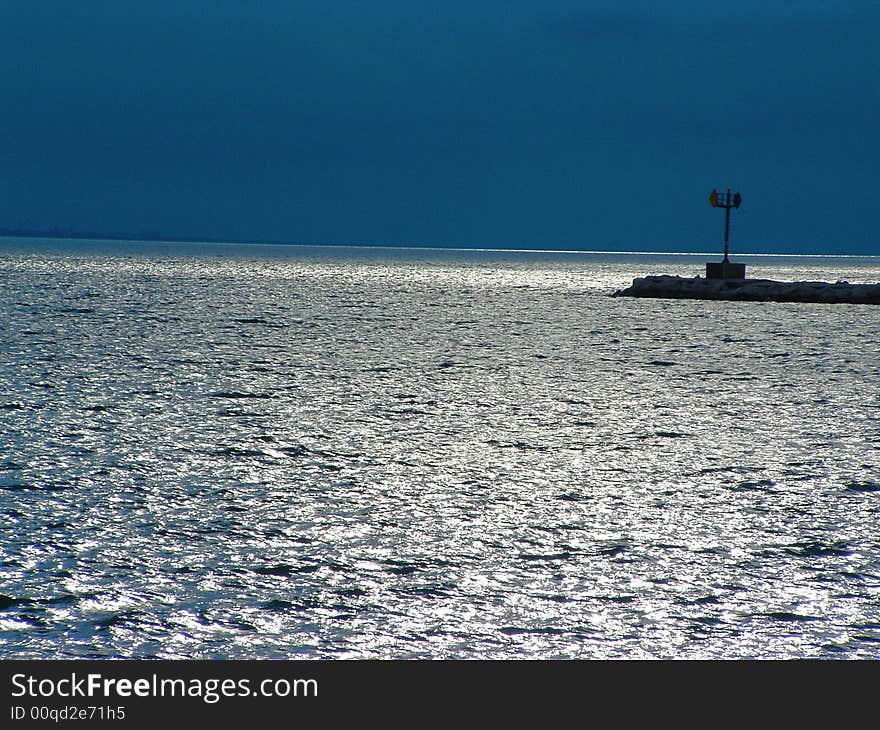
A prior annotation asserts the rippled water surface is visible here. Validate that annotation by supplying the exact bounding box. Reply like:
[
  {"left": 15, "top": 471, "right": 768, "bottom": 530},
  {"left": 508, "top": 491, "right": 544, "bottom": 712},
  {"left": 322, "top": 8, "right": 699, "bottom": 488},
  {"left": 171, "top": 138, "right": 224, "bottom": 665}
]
[{"left": 2, "top": 240, "right": 880, "bottom": 658}]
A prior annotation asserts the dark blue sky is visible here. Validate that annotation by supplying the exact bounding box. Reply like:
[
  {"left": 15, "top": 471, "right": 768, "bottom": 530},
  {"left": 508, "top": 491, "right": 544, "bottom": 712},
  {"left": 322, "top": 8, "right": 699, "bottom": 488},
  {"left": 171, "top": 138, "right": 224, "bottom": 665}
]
[{"left": 1, "top": 2, "right": 877, "bottom": 253}]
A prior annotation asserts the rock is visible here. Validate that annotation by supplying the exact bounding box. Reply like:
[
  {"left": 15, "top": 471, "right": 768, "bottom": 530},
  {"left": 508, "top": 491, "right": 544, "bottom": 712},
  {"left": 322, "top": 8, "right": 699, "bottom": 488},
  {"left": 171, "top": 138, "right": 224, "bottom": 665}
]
[{"left": 612, "top": 275, "right": 880, "bottom": 305}]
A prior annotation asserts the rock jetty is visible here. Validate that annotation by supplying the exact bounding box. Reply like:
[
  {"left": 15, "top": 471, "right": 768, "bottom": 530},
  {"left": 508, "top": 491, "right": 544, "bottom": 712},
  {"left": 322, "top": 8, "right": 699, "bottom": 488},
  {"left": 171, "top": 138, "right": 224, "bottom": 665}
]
[{"left": 612, "top": 275, "right": 880, "bottom": 305}]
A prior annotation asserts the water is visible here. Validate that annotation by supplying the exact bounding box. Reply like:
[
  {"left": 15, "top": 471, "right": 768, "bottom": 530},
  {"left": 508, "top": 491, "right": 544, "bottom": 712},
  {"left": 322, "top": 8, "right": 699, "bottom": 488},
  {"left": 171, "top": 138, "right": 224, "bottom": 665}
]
[{"left": 2, "top": 238, "right": 880, "bottom": 659}]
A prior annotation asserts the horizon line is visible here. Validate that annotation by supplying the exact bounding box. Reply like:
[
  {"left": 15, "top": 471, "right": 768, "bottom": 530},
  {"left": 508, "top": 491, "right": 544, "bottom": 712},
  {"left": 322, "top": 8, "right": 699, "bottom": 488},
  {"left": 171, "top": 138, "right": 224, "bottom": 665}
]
[{"left": 1, "top": 234, "right": 876, "bottom": 259}]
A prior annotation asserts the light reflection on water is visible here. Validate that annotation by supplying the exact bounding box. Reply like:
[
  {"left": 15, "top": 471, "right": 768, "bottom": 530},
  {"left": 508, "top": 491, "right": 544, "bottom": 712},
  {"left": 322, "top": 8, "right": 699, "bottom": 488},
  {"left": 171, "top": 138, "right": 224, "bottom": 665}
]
[{"left": 1, "top": 241, "right": 880, "bottom": 658}]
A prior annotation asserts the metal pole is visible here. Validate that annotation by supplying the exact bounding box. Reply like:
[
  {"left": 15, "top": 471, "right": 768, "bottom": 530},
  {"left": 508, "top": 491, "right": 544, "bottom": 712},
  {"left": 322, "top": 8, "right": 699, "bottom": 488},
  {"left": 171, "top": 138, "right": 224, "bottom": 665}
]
[{"left": 723, "top": 187, "right": 731, "bottom": 262}]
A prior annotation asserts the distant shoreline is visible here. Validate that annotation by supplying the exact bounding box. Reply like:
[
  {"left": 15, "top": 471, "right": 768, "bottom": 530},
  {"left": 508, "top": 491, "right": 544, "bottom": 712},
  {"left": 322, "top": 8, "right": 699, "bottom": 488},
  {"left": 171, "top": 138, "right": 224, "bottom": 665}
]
[{"left": 0, "top": 233, "right": 876, "bottom": 259}]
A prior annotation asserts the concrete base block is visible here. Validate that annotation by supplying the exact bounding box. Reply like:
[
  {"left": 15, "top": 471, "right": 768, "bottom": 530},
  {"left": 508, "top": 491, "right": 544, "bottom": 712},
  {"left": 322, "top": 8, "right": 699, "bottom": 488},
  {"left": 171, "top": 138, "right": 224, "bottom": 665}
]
[{"left": 706, "top": 261, "right": 746, "bottom": 279}]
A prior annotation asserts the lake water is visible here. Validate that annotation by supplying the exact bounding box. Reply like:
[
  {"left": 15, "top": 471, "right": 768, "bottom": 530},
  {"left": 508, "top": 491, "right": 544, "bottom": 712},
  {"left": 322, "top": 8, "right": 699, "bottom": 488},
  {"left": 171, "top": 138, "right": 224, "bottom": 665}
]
[{"left": 2, "top": 238, "right": 880, "bottom": 658}]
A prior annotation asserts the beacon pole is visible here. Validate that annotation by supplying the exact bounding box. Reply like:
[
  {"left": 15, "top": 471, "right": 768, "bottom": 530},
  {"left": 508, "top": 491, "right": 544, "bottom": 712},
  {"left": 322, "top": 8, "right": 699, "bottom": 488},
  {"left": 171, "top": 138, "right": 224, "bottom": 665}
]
[
  {"left": 723, "top": 187, "right": 731, "bottom": 262},
  {"left": 707, "top": 187, "right": 744, "bottom": 279}
]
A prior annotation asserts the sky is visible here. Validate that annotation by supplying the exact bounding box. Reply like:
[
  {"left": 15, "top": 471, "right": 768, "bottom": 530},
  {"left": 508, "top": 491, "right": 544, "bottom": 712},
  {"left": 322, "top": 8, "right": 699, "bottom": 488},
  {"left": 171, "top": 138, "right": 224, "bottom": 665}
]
[{"left": 0, "top": 1, "right": 877, "bottom": 254}]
